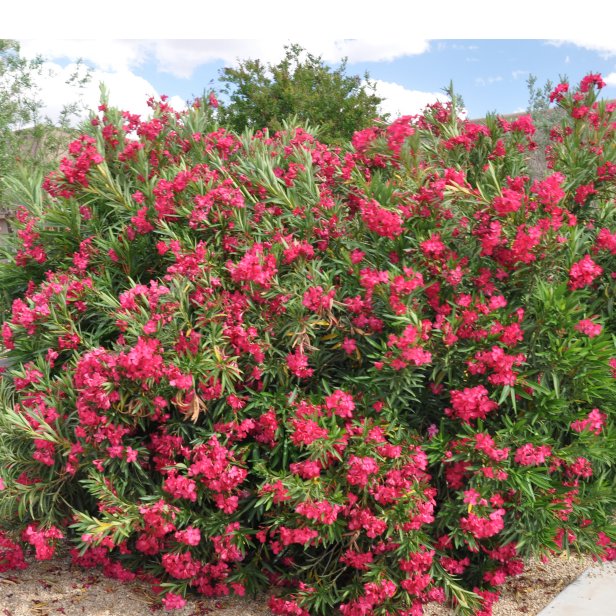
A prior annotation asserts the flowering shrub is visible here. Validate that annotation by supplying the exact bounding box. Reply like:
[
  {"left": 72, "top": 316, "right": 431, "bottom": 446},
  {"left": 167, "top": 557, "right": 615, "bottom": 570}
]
[{"left": 0, "top": 77, "right": 615, "bottom": 615}]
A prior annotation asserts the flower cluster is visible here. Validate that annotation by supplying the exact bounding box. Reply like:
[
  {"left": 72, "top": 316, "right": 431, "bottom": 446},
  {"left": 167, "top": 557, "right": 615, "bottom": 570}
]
[{"left": 0, "top": 74, "right": 614, "bottom": 616}]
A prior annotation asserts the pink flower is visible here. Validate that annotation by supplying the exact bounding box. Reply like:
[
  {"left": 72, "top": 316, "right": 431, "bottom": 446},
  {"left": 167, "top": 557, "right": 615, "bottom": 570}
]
[
  {"left": 446, "top": 386, "right": 498, "bottom": 423},
  {"left": 532, "top": 173, "right": 566, "bottom": 207},
  {"left": 260, "top": 480, "right": 291, "bottom": 504},
  {"left": 350, "top": 249, "right": 365, "bottom": 264},
  {"left": 514, "top": 443, "right": 551, "bottom": 466},
  {"left": 163, "top": 472, "right": 198, "bottom": 502},
  {"left": 162, "top": 592, "right": 187, "bottom": 610},
  {"left": 568, "top": 457, "right": 593, "bottom": 478},
  {"left": 0, "top": 531, "right": 27, "bottom": 572},
  {"left": 569, "top": 255, "right": 603, "bottom": 290},
  {"left": 161, "top": 551, "right": 200, "bottom": 579},
  {"left": 211, "top": 523, "right": 243, "bottom": 561},
  {"left": 386, "top": 115, "right": 414, "bottom": 154},
  {"left": 467, "top": 346, "right": 525, "bottom": 386},
  {"left": 289, "top": 460, "right": 321, "bottom": 479},
  {"left": 278, "top": 526, "right": 319, "bottom": 546},
  {"left": 360, "top": 199, "right": 403, "bottom": 239},
  {"left": 574, "top": 319, "right": 602, "bottom": 338},
  {"left": 420, "top": 233, "right": 446, "bottom": 258},
  {"left": 295, "top": 500, "right": 342, "bottom": 525},
  {"left": 168, "top": 372, "right": 193, "bottom": 389},
  {"left": 1, "top": 322, "right": 14, "bottom": 350},
  {"left": 427, "top": 424, "right": 439, "bottom": 438},
  {"left": 460, "top": 509, "right": 505, "bottom": 539},
  {"left": 286, "top": 349, "right": 314, "bottom": 379},
  {"left": 340, "top": 548, "right": 374, "bottom": 570},
  {"left": 324, "top": 390, "right": 355, "bottom": 419},
  {"left": 302, "top": 286, "right": 335, "bottom": 312},
  {"left": 282, "top": 239, "right": 315, "bottom": 264},
  {"left": 441, "top": 556, "right": 470, "bottom": 575},
  {"left": 574, "top": 183, "right": 597, "bottom": 205},
  {"left": 492, "top": 188, "right": 524, "bottom": 216},
  {"left": 346, "top": 456, "right": 379, "bottom": 487},
  {"left": 347, "top": 507, "right": 387, "bottom": 538},
  {"left": 511, "top": 114, "right": 535, "bottom": 135},
  {"left": 571, "top": 409, "right": 607, "bottom": 435},
  {"left": 580, "top": 73, "right": 606, "bottom": 93},
  {"left": 341, "top": 337, "right": 357, "bottom": 354},
  {"left": 174, "top": 527, "right": 201, "bottom": 546},
  {"left": 549, "top": 82, "right": 569, "bottom": 103},
  {"left": 290, "top": 418, "right": 328, "bottom": 446},
  {"left": 227, "top": 243, "right": 278, "bottom": 288},
  {"left": 269, "top": 596, "right": 310, "bottom": 616},
  {"left": 596, "top": 228, "right": 616, "bottom": 254},
  {"left": 21, "top": 524, "right": 64, "bottom": 561}
]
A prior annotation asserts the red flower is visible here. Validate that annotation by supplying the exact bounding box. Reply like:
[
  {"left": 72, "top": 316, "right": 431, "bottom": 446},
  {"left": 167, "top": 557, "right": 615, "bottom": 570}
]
[
  {"left": 286, "top": 349, "right": 314, "bottom": 379},
  {"left": 575, "top": 319, "right": 602, "bottom": 338},
  {"left": 446, "top": 386, "right": 498, "bottom": 423},
  {"left": 571, "top": 409, "right": 607, "bottom": 435},
  {"left": 569, "top": 255, "right": 603, "bottom": 290},
  {"left": 162, "top": 592, "right": 187, "bottom": 610},
  {"left": 360, "top": 199, "right": 403, "bottom": 239},
  {"left": 514, "top": 443, "right": 551, "bottom": 466}
]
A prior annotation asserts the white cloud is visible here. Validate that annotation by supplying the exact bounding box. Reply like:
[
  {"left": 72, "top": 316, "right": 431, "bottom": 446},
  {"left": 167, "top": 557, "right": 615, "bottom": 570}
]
[
  {"left": 604, "top": 72, "right": 616, "bottom": 87},
  {"left": 19, "top": 39, "right": 431, "bottom": 81},
  {"left": 331, "top": 40, "right": 430, "bottom": 63},
  {"left": 435, "top": 42, "right": 478, "bottom": 52},
  {"left": 371, "top": 80, "right": 446, "bottom": 118},
  {"left": 168, "top": 95, "right": 190, "bottom": 111},
  {"left": 29, "top": 61, "right": 187, "bottom": 126},
  {"left": 512, "top": 70, "right": 529, "bottom": 80},
  {"left": 15, "top": 39, "right": 432, "bottom": 123},
  {"left": 18, "top": 40, "right": 150, "bottom": 73},
  {"left": 475, "top": 76, "right": 503, "bottom": 87},
  {"left": 547, "top": 38, "right": 616, "bottom": 58}
]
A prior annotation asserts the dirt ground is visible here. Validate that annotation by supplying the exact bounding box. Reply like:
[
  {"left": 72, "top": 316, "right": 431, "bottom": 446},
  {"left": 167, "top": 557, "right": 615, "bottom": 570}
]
[{"left": 0, "top": 552, "right": 599, "bottom": 616}]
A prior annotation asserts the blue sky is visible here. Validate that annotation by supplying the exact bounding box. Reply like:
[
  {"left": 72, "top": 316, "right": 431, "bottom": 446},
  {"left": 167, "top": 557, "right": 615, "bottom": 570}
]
[
  {"left": 8, "top": 2, "right": 616, "bottom": 124},
  {"left": 134, "top": 40, "right": 616, "bottom": 118}
]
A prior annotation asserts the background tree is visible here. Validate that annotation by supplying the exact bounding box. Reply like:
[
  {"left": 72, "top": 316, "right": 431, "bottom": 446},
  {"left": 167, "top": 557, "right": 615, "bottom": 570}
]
[
  {"left": 217, "top": 43, "right": 385, "bottom": 144},
  {"left": 525, "top": 73, "right": 568, "bottom": 178},
  {"left": 0, "top": 39, "right": 90, "bottom": 234},
  {"left": 0, "top": 40, "right": 43, "bottom": 197}
]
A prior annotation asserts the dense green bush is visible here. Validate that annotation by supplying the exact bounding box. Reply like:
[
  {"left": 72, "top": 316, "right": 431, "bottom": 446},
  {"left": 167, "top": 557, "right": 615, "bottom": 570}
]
[
  {"left": 0, "top": 75, "right": 614, "bottom": 615},
  {"left": 216, "top": 43, "right": 384, "bottom": 144}
]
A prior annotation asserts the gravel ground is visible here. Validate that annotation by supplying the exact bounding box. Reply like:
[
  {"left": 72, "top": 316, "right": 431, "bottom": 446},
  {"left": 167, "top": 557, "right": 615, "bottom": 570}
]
[{"left": 0, "top": 553, "right": 600, "bottom": 616}]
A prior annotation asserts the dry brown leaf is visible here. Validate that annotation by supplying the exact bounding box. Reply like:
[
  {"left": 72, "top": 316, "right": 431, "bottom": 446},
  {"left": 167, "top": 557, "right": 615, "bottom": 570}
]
[
  {"left": 29, "top": 601, "right": 49, "bottom": 616},
  {"left": 129, "top": 586, "right": 158, "bottom": 606},
  {"left": 174, "top": 391, "right": 207, "bottom": 423}
]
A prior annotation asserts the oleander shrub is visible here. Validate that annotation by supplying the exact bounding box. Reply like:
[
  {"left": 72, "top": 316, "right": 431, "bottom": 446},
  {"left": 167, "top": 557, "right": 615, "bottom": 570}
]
[{"left": 0, "top": 75, "right": 615, "bottom": 615}]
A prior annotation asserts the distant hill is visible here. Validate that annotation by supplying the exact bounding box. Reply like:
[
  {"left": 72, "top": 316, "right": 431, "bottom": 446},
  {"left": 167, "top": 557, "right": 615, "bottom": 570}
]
[
  {"left": 13, "top": 125, "right": 74, "bottom": 166},
  {"left": 1, "top": 126, "right": 75, "bottom": 236}
]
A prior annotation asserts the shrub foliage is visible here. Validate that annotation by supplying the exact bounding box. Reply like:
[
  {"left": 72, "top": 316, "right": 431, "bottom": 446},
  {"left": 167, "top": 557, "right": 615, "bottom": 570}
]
[{"left": 0, "top": 75, "right": 615, "bottom": 615}]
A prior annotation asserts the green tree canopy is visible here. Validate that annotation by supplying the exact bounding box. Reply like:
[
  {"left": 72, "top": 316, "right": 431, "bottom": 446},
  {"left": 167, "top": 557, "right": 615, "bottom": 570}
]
[
  {"left": 0, "top": 40, "right": 91, "bottom": 214},
  {"left": 217, "top": 43, "right": 386, "bottom": 144},
  {"left": 0, "top": 40, "right": 43, "bottom": 195},
  {"left": 525, "top": 73, "right": 569, "bottom": 178}
]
